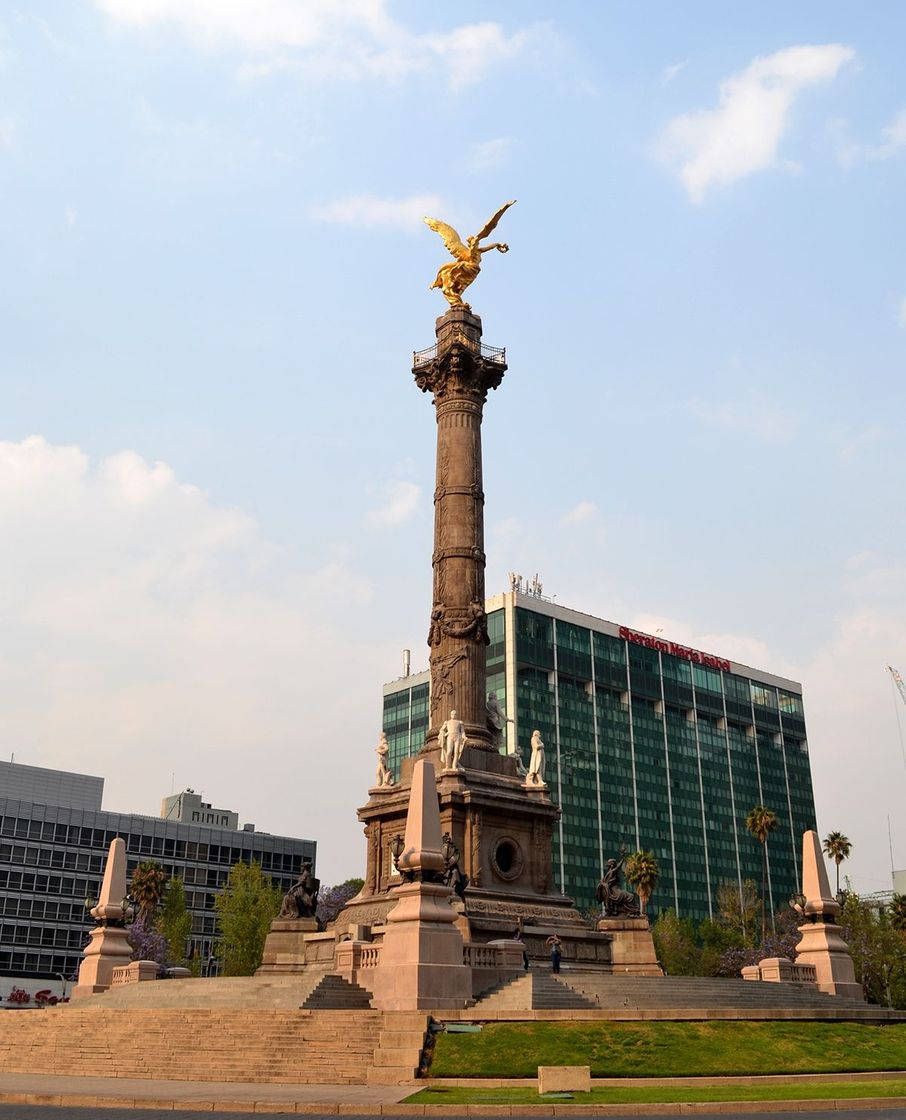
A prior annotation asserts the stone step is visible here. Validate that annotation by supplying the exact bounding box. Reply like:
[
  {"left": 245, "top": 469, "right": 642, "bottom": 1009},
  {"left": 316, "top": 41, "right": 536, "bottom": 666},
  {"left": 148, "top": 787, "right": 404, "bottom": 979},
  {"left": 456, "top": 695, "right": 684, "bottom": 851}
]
[
  {"left": 0, "top": 1007, "right": 394, "bottom": 1085},
  {"left": 301, "top": 974, "right": 374, "bottom": 1010},
  {"left": 471, "top": 972, "right": 597, "bottom": 1012}
]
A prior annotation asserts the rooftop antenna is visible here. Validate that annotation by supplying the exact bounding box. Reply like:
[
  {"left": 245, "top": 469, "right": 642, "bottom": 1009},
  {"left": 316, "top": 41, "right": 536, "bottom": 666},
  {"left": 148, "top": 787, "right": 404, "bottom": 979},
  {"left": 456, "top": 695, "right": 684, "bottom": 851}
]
[{"left": 403, "top": 649, "right": 411, "bottom": 678}]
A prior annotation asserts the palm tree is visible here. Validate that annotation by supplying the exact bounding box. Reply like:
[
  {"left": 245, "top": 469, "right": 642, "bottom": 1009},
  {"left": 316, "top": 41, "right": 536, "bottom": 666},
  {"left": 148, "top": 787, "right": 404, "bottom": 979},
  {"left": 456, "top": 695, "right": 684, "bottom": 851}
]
[
  {"left": 745, "top": 804, "right": 778, "bottom": 941},
  {"left": 822, "top": 831, "right": 852, "bottom": 898},
  {"left": 889, "top": 893, "right": 906, "bottom": 934},
  {"left": 625, "top": 850, "right": 659, "bottom": 916},
  {"left": 130, "top": 860, "right": 168, "bottom": 924}
]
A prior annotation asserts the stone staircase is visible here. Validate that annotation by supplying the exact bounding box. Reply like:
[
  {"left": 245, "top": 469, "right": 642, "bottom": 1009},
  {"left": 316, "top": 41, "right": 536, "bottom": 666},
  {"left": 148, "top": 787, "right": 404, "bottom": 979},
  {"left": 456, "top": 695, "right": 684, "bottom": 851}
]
[
  {"left": 564, "top": 971, "right": 875, "bottom": 1013},
  {"left": 72, "top": 971, "right": 331, "bottom": 1009},
  {"left": 302, "top": 974, "right": 373, "bottom": 1010},
  {"left": 0, "top": 1007, "right": 429, "bottom": 1085},
  {"left": 465, "top": 968, "right": 901, "bottom": 1019},
  {"left": 471, "top": 972, "right": 598, "bottom": 1011}
]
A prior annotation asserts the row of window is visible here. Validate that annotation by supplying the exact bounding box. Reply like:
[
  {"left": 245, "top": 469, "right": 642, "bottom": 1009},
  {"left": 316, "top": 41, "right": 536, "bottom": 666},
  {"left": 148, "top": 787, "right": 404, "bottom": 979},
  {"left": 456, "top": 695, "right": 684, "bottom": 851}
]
[{"left": 0, "top": 817, "right": 311, "bottom": 871}]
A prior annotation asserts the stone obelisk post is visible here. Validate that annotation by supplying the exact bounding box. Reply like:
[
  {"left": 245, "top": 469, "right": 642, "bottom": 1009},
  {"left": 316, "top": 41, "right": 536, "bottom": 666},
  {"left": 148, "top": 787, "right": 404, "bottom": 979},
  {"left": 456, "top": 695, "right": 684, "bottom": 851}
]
[
  {"left": 414, "top": 308, "right": 505, "bottom": 754},
  {"left": 794, "top": 830, "right": 864, "bottom": 1000},
  {"left": 368, "top": 758, "right": 471, "bottom": 1010},
  {"left": 72, "top": 837, "right": 133, "bottom": 998}
]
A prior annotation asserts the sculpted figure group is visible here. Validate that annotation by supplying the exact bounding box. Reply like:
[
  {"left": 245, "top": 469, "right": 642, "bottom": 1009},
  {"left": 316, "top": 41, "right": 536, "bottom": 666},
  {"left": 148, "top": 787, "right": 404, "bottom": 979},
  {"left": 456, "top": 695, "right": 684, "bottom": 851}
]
[
  {"left": 595, "top": 849, "right": 641, "bottom": 918},
  {"left": 279, "top": 860, "right": 320, "bottom": 921}
]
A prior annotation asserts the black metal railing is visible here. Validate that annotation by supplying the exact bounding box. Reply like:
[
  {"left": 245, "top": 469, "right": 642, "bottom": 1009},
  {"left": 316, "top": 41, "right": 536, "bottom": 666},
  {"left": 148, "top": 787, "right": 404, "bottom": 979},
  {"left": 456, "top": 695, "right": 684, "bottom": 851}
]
[{"left": 412, "top": 339, "right": 506, "bottom": 368}]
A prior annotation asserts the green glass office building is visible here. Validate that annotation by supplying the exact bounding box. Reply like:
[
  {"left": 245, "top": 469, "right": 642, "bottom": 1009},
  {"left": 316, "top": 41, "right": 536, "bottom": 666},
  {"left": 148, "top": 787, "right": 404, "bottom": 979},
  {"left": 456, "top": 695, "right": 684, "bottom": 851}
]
[{"left": 382, "top": 590, "right": 816, "bottom": 923}]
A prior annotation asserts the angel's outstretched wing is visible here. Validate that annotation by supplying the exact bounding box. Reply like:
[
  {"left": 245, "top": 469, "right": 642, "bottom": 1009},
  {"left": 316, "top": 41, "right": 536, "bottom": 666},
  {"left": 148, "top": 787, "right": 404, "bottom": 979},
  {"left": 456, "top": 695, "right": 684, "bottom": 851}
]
[
  {"left": 424, "top": 216, "right": 466, "bottom": 256},
  {"left": 474, "top": 199, "right": 516, "bottom": 242}
]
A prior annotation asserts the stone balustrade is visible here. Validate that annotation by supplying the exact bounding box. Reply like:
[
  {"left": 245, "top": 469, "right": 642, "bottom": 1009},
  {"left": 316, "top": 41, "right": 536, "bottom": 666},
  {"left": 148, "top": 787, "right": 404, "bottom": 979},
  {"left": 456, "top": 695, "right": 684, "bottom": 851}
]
[
  {"left": 111, "top": 960, "right": 159, "bottom": 985},
  {"left": 741, "top": 956, "right": 818, "bottom": 986}
]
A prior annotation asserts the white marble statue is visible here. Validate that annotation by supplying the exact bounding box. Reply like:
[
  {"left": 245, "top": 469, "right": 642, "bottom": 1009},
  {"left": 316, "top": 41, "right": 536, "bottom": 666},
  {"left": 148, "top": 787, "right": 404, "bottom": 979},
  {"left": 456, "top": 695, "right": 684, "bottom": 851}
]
[
  {"left": 526, "top": 729, "right": 546, "bottom": 785},
  {"left": 375, "top": 731, "right": 395, "bottom": 787},
  {"left": 439, "top": 710, "right": 467, "bottom": 770}
]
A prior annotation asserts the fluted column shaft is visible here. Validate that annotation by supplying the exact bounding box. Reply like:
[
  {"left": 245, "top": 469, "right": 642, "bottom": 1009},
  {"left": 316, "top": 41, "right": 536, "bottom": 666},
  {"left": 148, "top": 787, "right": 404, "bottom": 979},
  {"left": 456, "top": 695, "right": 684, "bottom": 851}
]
[{"left": 413, "top": 308, "right": 505, "bottom": 751}]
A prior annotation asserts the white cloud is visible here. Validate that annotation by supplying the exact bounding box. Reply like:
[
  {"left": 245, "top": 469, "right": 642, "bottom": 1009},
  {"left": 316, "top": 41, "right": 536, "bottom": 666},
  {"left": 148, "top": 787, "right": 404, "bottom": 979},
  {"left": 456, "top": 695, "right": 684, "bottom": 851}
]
[
  {"left": 657, "top": 44, "right": 855, "bottom": 202},
  {"left": 898, "top": 295, "right": 906, "bottom": 327},
  {"left": 310, "top": 193, "right": 443, "bottom": 232},
  {"left": 661, "top": 60, "right": 687, "bottom": 86},
  {"left": 561, "top": 500, "right": 597, "bottom": 526},
  {"left": 92, "top": 1, "right": 543, "bottom": 89},
  {"left": 469, "top": 137, "right": 513, "bottom": 171},
  {"left": 871, "top": 108, "right": 906, "bottom": 159},
  {"left": 688, "top": 392, "right": 797, "bottom": 442},
  {"left": 64, "top": 205, "right": 77, "bottom": 228},
  {"left": 833, "top": 107, "right": 906, "bottom": 167},
  {"left": 0, "top": 436, "right": 387, "bottom": 883},
  {"left": 366, "top": 480, "right": 420, "bottom": 527}
]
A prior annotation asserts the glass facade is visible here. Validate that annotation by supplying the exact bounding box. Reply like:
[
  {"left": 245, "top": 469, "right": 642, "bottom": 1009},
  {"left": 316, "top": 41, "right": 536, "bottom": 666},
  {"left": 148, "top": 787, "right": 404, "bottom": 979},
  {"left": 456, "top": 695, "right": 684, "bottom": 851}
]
[
  {"left": 383, "top": 595, "right": 816, "bottom": 924},
  {"left": 0, "top": 796, "right": 316, "bottom": 981}
]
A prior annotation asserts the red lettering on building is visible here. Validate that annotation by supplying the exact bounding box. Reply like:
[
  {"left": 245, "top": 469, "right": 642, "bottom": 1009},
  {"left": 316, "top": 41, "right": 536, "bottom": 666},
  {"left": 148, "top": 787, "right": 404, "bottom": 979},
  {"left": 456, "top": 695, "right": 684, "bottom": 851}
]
[{"left": 618, "top": 626, "right": 731, "bottom": 674}]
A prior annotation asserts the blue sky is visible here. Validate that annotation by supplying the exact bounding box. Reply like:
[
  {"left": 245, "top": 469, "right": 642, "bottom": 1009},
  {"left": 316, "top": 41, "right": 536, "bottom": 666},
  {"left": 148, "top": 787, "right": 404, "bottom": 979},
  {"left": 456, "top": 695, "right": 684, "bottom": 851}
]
[{"left": 1, "top": 2, "right": 904, "bottom": 892}]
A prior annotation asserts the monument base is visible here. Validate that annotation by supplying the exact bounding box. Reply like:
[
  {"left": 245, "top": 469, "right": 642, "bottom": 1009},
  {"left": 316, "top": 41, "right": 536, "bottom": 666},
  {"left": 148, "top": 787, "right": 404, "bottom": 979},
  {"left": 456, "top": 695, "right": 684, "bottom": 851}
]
[
  {"left": 795, "top": 920, "right": 864, "bottom": 1001},
  {"left": 596, "top": 916, "right": 663, "bottom": 976},
  {"left": 72, "top": 925, "right": 133, "bottom": 999},
  {"left": 256, "top": 918, "right": 323, "bottom": 975},
  {"left": 368, "top": 880, "right": 471, "bottom": 1011}
]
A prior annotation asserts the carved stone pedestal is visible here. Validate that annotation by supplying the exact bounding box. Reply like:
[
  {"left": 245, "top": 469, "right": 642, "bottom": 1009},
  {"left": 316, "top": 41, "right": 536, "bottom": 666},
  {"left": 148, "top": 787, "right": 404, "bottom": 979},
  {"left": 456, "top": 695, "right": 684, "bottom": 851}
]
[
  {"left": 595, "top": 917, "right": 663, "bottom": 976},
  {"left": 368, "top": 880, "right": 471, "bottom": 1010},
  {"left": 72, "top": 924, "right": 133, "bottom": 997},
  {"left": 257, "top": 918, "right": 322, "bottom": 974}
]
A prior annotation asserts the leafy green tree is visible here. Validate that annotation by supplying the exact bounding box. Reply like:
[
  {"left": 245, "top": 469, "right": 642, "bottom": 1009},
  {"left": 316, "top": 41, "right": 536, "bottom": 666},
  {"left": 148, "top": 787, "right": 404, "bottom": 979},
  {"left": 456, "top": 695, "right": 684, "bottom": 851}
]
[
  {"left": 716, "top": 879, "right": 760, "bottom": 947},
  {"left": 890, "top": 893, "right": 906, "bottom": 935},
  {"left": 697, "top": 913, "right": 747, "bottom": 974},
  {"left": 130, "top": 860, "right": 168, "bottom": 924},
  {"left": 215, "top": 861, "right": 282, "bottom": 976},
  {"left": 822, "top": 831, "right": 852, "bottom": 897},
  {"left": 745, "top": 805, "right": 778, "bottom": 940},
  {"left": 156, "top": 876, "right": 192, "bottom": 967},
  {"left": 839, "top": 890, "right": 906, "bottom": 1008},
  {"left": 624, "top": 850, "right": 659, "bottom": 915},
  {"left": 651, "top": 909, "right": 700, "bottom": 975}
]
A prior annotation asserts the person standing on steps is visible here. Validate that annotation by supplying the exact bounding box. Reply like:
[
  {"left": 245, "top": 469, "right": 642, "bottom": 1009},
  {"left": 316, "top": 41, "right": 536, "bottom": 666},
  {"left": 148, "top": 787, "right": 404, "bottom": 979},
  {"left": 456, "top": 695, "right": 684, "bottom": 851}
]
[
  {"left": 546, "top": 932, "right": 563, "bottom": 974},
  {"left": 512, "top": 925, "right": 529, "bottom": 971}
]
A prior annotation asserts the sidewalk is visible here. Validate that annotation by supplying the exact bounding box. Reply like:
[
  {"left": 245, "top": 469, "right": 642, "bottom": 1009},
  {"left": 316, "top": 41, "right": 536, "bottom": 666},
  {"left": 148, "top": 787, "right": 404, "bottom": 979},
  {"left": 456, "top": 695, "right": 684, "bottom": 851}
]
[
  {"left": 3, "top": 1071, "right": 906, "bottom": 1115},
  {"left": 0, "top": 1071, "right": 412, "bottom": 1113}
]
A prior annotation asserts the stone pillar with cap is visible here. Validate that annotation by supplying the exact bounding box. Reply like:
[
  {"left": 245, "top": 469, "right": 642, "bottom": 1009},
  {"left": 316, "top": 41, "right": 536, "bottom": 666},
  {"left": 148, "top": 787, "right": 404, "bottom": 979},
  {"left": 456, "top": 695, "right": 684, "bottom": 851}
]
[
  {"left": 368, "top": 758, "right": 471, "bottom": 1010},
  {"left": 72, "top": 837, "right": 134, "bottom": 998},
  {"left": 794, "top": 829, "right": 864, "bottom": 1000}
]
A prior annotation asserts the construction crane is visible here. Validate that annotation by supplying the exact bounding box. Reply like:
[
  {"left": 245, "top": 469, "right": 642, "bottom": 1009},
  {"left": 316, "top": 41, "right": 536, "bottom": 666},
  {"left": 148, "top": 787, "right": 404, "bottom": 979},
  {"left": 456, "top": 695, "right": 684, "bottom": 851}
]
[
  {"left": 888, "top": 666, "right": 906, "bottom": 775},
  {"left": 889, "top": 665, "right": 906, "bottom": 710}
]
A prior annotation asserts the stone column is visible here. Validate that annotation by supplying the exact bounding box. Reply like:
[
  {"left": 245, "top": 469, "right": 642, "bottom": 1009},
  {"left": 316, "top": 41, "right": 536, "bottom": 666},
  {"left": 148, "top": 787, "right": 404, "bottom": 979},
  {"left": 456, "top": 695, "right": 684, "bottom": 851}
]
[
  {"left": 72, "top": 838, "right": 134, "bottom": 998},
  {"left": 414, "top": 309, "right": 505, "bottom": 751},
  {"left": 794, "top": 830, "right": 864, "bottom": 1000}
]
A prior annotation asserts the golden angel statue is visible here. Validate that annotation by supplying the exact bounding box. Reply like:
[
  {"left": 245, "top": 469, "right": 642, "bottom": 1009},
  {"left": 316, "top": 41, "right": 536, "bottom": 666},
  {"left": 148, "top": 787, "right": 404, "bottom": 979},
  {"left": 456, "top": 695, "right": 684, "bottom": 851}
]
[{"left": 424, "top": 200, "right": 516, "bottom": 310}]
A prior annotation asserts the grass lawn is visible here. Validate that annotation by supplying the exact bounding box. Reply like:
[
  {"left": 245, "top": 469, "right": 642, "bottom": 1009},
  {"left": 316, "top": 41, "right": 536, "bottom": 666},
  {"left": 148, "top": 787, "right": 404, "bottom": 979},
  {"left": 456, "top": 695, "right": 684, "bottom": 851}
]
[
  {"left": 405, "top": 1080, "right": 906, "bottom": 1106},
  {"left": 428, "top": 1021, "right": 906, "bottom": 1079}
]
